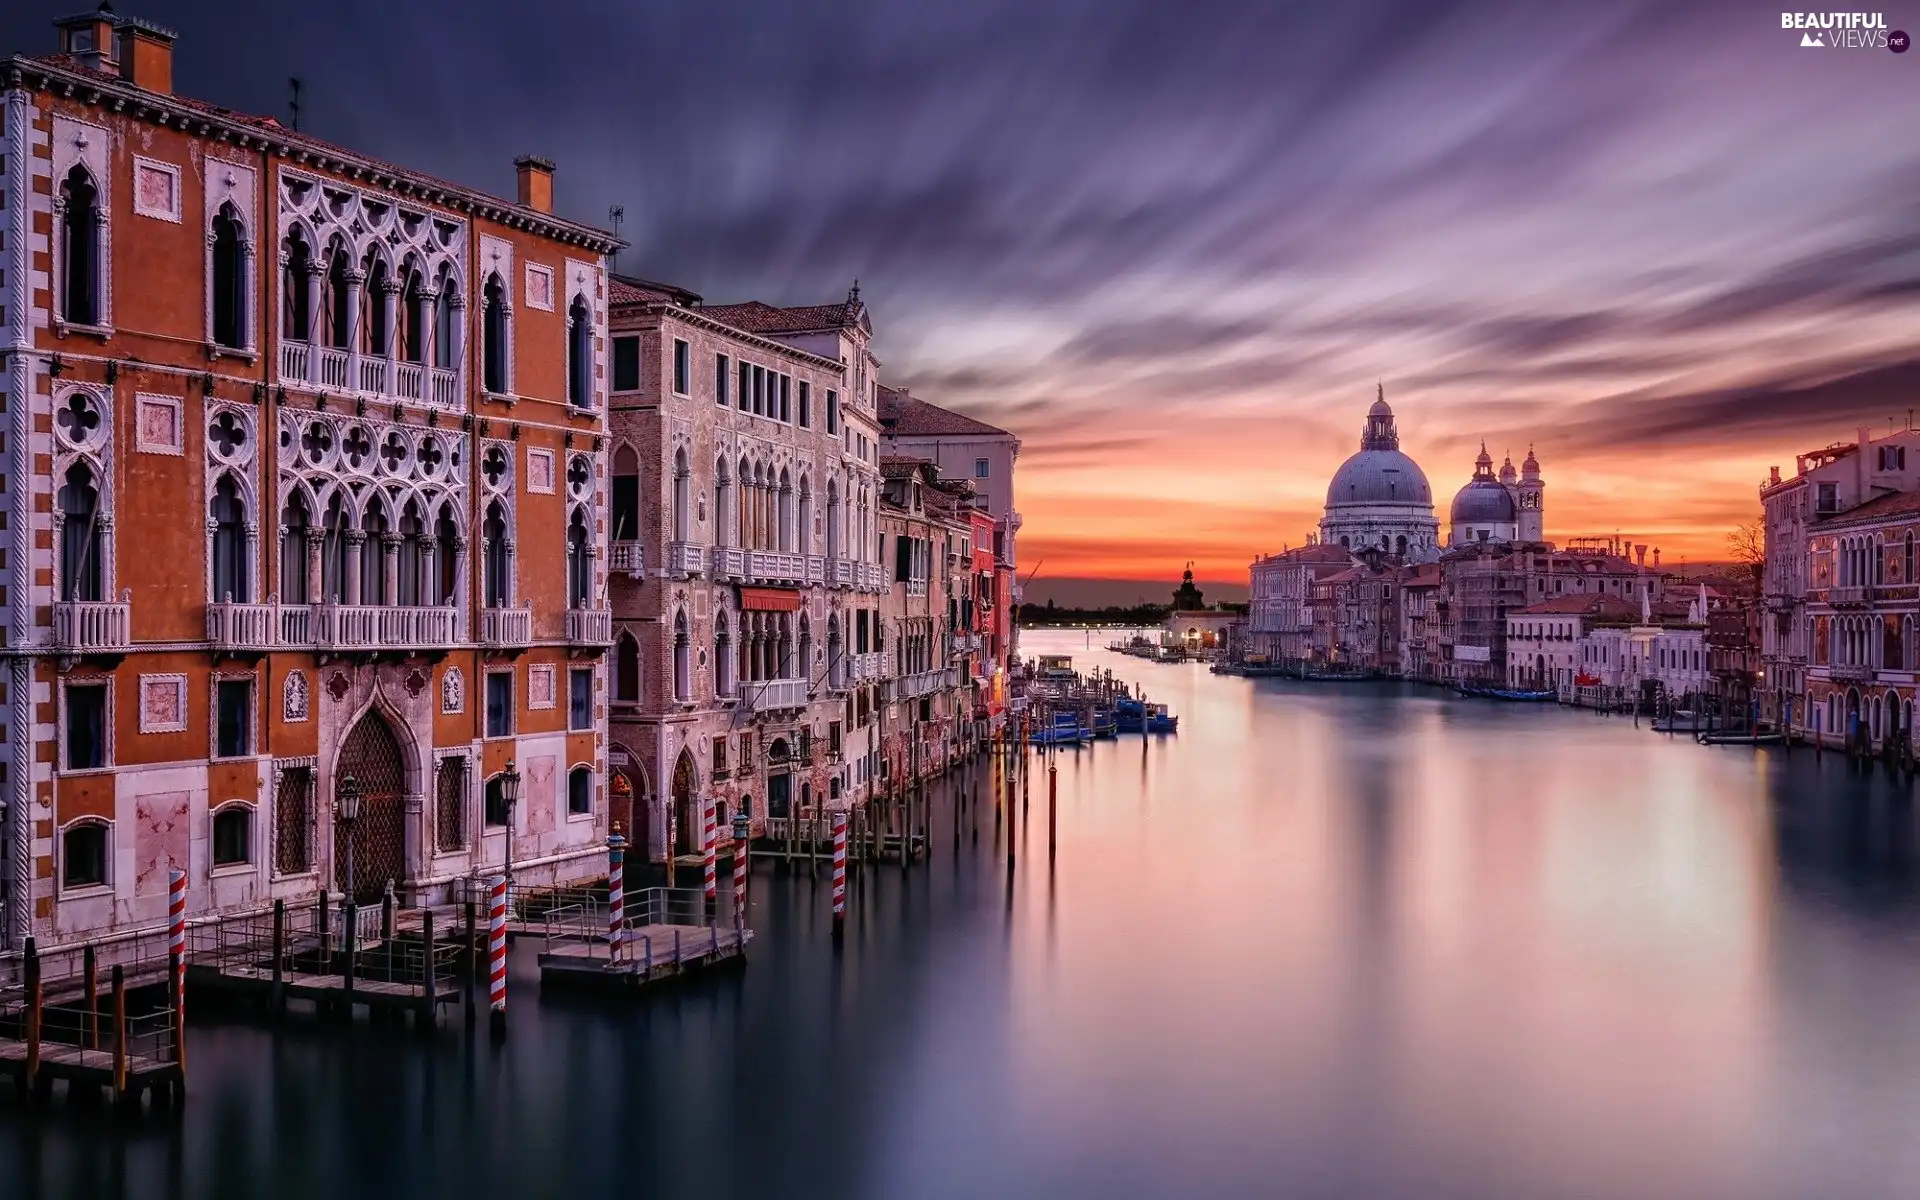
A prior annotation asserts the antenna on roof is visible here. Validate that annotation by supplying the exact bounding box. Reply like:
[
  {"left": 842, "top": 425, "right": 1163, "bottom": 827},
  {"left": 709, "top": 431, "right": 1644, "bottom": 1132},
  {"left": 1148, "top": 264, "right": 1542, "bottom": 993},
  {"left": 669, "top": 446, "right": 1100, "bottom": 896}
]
[
  {"left": 608, "top": 205, "right": 625, "bottom": 273},
  {"left": 288, "top": 77, "right": 302, "bottom": 132}
]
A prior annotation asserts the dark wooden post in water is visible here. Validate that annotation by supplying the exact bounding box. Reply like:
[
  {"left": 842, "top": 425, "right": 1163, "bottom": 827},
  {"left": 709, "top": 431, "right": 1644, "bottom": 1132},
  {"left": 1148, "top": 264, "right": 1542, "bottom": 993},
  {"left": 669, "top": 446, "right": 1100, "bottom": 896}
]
[
  {"left": 23, "top": 937, "right": 41, "bottom": 1100},
  {"left": 1048, "top": 762, "right": 1058, "bottom": 860},
  {"left": 271, "top": 899, "right": 286, "bottom": 1017},
  {"left": 110, "top": 965, "right": 128, "bottom": 1106},
  {"left": 418, "top": 909, "right": 436, "bottom": 1030},
  {"left": 317, "top": 890, "right": 331, "bottom": 971},
  {"left": 83, "top": 942, "right": 99, "bottom": 1049},
  {"left": 381, "top": 887, "right": 396, "bottom": 984},
  {"left": 1007, "top": 766, "right": 1018, "bottom": 871},
  {"left": 343, "top": 901, "right": 358, "bottom": 1015},
  {"left": 464, "top": 895, "right": 478, "bottom": 1020}
]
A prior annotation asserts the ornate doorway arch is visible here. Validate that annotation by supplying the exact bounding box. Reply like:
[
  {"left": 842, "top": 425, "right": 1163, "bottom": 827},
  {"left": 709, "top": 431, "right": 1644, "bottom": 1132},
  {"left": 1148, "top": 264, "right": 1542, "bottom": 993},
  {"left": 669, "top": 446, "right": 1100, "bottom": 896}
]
[
  {"left": 336, "top": 709, "right": 408, "bottom": 904},
  {"left": 672, "top": 747, "right": 698, "bottom": 856}
]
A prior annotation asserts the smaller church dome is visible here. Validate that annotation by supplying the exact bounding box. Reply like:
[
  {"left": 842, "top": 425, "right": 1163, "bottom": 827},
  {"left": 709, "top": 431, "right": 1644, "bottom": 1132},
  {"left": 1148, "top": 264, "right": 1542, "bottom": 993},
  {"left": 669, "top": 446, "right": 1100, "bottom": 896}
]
[
  {"left": 1522, "top": 445, "right": 1541, "bottom": 481},
  {"left": 1451, "top": 478, "right": 1517, "bottom": 524}
]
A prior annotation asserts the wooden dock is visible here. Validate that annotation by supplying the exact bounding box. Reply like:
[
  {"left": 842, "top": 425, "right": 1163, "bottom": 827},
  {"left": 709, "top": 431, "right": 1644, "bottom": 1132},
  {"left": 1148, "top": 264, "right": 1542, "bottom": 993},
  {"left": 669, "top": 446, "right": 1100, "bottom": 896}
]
[
  {"left": 535, "top": 886, "right": 752, "bottom": 991},
  {"left": 0, "top": 944, "right": 183, "bottom": 1110}
]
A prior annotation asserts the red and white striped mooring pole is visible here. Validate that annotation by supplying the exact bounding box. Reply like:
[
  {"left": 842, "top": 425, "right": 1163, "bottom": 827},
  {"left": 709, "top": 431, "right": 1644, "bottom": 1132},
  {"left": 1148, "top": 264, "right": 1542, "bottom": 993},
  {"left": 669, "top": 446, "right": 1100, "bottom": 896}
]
[
  {"left": 607, "top": 834, "right": 626, "bottom": 958},
  {"left": 702, "top": 798, "right": 718, "bottom": 910},
  {"left": 732, "top": 824, "right": 748, "bottom": 934},
  {"left": 487, "top": 875, "right": 507, "bottom": 1032},
  {"left": 831, "top": 811, "right": 848, "bottom": 938},
  {"left": 168, "top": 868, "right": 187, "bottom": 1073}
]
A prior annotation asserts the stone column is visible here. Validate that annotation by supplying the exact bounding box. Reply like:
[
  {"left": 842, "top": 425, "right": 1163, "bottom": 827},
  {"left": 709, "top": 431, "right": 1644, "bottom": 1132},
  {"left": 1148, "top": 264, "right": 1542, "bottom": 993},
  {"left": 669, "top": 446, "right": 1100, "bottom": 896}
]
[
  {"left": 305, "top": 528, "right": 325, "bottom": 604},
  {"left": 343, "top": 530, "right": 365, "bottom": 607},
  {"left": 244, "top": 520, "right": 260, "bottom": 604},
  {"left": 96, "top": 513, "right": 115, "bottom": 601},
  {"left": 343, "top": 268, "right": 366, "bottom": 385},
  {"left": 302, "top": 264, "right": 323, "bottom": 381},
  {"left": 382, "top": 532, "right": 402, "bottom": 607}
]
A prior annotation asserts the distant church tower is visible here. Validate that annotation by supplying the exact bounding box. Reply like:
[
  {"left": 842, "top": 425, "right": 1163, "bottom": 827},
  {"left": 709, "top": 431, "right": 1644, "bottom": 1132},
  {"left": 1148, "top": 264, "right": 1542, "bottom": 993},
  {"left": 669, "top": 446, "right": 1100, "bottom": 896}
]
[{"left": 1518, "top": 446, "right": 1545, "bottom": 542}]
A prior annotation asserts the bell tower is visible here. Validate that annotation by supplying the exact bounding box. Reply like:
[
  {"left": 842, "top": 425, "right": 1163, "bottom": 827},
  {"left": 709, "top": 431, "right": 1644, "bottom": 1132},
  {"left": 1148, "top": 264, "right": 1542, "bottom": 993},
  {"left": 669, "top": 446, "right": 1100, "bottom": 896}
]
[{"left": 1518, "top": 446, "right": 1545, "bottom": 542}]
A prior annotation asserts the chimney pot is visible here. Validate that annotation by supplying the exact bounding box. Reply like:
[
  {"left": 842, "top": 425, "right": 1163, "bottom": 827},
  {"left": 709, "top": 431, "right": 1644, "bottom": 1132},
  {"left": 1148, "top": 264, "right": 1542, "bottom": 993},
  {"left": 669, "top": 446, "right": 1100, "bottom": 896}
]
[{"left": 515, "top": 155, "right": 556, "bottom": 214}]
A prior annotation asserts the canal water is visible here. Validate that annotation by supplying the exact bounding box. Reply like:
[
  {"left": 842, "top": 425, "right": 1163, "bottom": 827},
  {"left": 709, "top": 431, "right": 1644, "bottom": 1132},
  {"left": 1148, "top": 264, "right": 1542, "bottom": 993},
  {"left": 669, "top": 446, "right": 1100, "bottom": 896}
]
[{"left": 11, "top": 627, "right": 1920, "bottom": 1198}]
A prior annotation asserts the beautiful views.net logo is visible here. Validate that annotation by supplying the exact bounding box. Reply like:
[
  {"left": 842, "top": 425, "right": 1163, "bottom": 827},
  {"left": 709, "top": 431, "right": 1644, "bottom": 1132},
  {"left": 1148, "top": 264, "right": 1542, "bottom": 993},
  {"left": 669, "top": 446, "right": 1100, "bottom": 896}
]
[{"left": 1781, "top": 11, "right": 1904, "bottom": 49}]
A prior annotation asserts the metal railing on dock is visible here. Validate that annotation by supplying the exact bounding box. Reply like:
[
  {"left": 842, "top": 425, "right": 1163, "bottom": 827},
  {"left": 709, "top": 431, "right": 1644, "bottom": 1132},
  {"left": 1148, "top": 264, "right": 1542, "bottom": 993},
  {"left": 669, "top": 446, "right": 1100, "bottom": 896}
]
[{"left": 537, "top": 886, "right": 749, "bottom": 987}]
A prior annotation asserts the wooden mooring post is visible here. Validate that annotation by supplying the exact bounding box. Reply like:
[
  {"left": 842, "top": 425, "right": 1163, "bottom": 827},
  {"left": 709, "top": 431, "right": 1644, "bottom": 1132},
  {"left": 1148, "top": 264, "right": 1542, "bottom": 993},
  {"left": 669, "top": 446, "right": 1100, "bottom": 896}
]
[
  {"left": 487, "top": 875, "right": 507, "bottom": 1039},
  {"left": 831, "top": 811, "right": 848, "bottom": 940},
  {"left": 110, "top": 965, "right": 127, "bottom": 1106},
  {"left": 23, "top": 937, "right": 41, "bottom": 1100},
  {"left": 83, "top": 942, "right": 98, "bottom": 1050},
  {"left": 271, "top": 899, "right": 286, "bottom": 1018},
  {"left": 343, "top": 901, "right": 358, "bottom": 1015},
  {"left": 168, "top": 869, "right": 187, "bottom": 1086},
  {"left": 1048, "top": 762, "right": 1057, "bottom": 860},
  {"left": 418, "top": 909, "right": 437, "bottom": 1030}
]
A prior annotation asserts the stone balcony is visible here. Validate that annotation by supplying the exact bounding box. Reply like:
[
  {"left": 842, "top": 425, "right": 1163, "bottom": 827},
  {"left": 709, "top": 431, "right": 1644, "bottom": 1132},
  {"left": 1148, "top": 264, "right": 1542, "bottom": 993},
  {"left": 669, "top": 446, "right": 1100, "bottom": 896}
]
[
  {"left": 859, "top": 562, "right": 888, "bottom": 592},
  {"left": 53, "top": 596, "right": 131, "bottom": 653},
  {"left": 480, "top": 605, "right": 533, "bottom": 650},
  {"left": 851, "top": 651, "right": 886, "bottom": 683},
  {"left": 805, "top": 555, "right": 826, "bottom": 586},
  {"left": 1828, "top": 663, "right": 1874, "bottom": 683},
  {"left": 610, "top": 540, "right": 644, "bottom": 578},
  {"left": 747, "top": 551, "right": 806, "bottom": 585},
  {"left": 828, "top": 557, "right": 856, "bottom": 588},
  {"left": 279, "top": 340, "right": 460, "bottom": 410},
  {"left": 748, "top": 676, "right": 809, "bottom": 711},
  {"left": 310, "top": 603, "right": 462, "bottom": 652},
  {"left": 566, "top": 607, "right": 615, "bottom": 648},
  {"left": 712, "top": 546, "right": 748, "bottom": 582},
  {"left": 665, "top": 541, "right": 707, "bottom": 578},
  {"left": 893, "top": 667, "right": 948, "bottom": 700},
  {"left": 1828, "top": 586, "right": 1875, "bottom": 607},
  {"left": 206, "top": 600, "right": 278, "bottom": 653}
]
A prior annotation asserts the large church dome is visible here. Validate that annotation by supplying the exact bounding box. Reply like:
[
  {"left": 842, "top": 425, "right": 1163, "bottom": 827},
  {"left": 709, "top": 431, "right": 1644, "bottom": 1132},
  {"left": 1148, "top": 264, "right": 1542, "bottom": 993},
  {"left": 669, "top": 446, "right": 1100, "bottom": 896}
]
[
  {"left": 1316, "top": 387, "right": 1441, "bottom": 563},
  {"left": 1450, "top": 477, "right": 1517, "bottom": 524},
  {"left": 1323, "top": 391, "right": 1432, "bottom": 510},
  {"left": 1326, "top": 448, "right": 1433, "bottom": 509}
]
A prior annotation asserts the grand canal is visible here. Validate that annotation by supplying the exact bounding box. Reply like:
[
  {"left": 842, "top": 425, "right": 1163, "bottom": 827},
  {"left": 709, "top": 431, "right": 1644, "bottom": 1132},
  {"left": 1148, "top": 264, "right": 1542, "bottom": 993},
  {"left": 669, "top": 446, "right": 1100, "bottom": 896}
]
[{"left": 12, "top": 628, "right": 1920, "bottom": 1197}]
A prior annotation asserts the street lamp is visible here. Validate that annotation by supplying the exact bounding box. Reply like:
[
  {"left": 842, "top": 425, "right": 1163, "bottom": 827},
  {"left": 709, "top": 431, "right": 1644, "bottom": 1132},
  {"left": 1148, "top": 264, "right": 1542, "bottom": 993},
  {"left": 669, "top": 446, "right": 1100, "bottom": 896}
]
[
  {"left": 336, "top": 772, "right": 362, "bottom": 904},
  {"left": 501, "top": 759, "right": 522, "bottom": 888}
]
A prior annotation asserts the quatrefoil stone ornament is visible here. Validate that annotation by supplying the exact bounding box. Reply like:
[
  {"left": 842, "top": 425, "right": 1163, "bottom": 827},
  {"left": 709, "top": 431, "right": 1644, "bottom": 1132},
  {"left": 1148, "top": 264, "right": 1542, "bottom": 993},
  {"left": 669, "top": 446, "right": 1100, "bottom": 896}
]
[
  {"left": 379, "top": 432, "right": 408, "bottom": 472},
  {"left": 302, "top": 422, "right": 333, "bottom": 464},
  {"left": 482, "top": 447, "right": 508, "bottom": 489},
  {"left": 56, "top": 392, "right": 100, "bottom": 446},
  {"left": 343, "top": 426, "right": 372, "bottom": 468},
  {"left": 567, "top": 456, "right": 591, "bottom": 497},
  {"left": 209, "top": 411, "right": 246, "bottom": 458},
  {"left": 417, "top": 437, "right": 443, "bottom": 473}
]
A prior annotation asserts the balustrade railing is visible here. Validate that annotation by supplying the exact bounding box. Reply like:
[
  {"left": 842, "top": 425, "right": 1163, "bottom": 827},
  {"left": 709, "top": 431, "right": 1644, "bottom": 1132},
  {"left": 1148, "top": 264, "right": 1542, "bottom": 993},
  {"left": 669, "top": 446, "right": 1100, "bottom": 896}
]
[
  {"left": 829, "top": 558, "right": 856, "bottom": 588},
  {"left": 481, "top": 606, "right": 533, "bottom": 649},
  {"left": 666, "top": 541, "right": 707, "bottom": 577},
  {"left": 357, "top": 356, "right": 388, "bottom": 395},
  {"left": 712, "top": 546, "right": 748, "bottom": 581},
  {"left": 317, "top": 347, "right": 351, "bottom": 391},
  {"left": 750, "top": 677, "right": 809, "bottom": 711},
  {"left": 206, "top": 600, "right": 277, "bottom": 652},
  {"left": 805, "top": 555, "right": 826, "bottom": 586},
  {"left": 566, "top": 607, "right": 614, "bottom": 646},
  {"left": 279, "top": 340, "right": 311, "bottom": 384},
  {"left": 394, "top": 361, "right": 424, "bottom": 401},
  {"left": 610, "top": 540, "right": 644, "bottom": 577},
  {"left": 312, "top": 603, "right": 460, "bottom": 651},
  {"left": 860, "top": 562, "right": 888, "bottom": 591},
  {"left": 748, "top": 551, "right": 805, "bottom": 583},
  {"left": 53, "top": 596, "right": 131, "bottom": 652},
  {"left": 430, "top": 368, "right": 459, "bottom": 407}
]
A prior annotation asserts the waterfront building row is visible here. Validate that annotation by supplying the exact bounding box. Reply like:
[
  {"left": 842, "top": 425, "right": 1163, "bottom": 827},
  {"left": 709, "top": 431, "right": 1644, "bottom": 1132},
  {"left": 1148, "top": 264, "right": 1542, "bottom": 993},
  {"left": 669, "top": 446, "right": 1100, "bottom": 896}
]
[
  {"left": 0, "top": 8, "right": 1022, "bottom": 953},
  {"left": 1761, "top": 425, "right": 1920, "bottom": 750}
]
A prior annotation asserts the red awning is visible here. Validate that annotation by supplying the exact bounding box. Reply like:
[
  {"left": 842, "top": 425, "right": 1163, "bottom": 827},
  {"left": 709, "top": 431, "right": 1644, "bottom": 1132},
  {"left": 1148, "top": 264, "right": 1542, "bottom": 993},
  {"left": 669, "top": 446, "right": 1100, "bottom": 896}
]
[{"left": 740, "top": 587, "right": 802, "bottom": 612}]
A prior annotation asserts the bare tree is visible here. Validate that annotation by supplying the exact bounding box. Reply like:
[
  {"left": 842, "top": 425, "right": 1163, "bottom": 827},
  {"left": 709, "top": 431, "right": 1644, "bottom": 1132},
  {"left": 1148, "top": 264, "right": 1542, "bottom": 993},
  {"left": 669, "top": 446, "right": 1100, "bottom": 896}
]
[{"left": 1728, "top": 518, "right": 1765, "bottom": 583}]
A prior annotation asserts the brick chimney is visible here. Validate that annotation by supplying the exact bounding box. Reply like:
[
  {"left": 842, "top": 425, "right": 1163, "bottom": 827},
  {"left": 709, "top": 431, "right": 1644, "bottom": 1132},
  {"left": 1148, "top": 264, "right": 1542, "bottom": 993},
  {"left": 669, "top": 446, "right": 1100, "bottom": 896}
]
[
  {"left": 55, "top": 5, "right": 119, "bottom": 77},
  {"left": 118, "top": 16, "right": 176, "bottom": 94},
  {"left": 515, "top": 156, "right": 555, "bottom": 214},
  {"left": 1635, "top": 544, "right": 1647, "bottom": 568}
]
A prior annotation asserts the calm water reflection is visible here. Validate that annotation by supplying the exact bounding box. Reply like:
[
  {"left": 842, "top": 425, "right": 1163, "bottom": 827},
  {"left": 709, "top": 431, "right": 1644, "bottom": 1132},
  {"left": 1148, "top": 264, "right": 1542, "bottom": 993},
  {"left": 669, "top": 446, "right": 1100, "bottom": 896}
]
[{"left": 11, "top": 628, "right": 1920, "bottom": 1198}]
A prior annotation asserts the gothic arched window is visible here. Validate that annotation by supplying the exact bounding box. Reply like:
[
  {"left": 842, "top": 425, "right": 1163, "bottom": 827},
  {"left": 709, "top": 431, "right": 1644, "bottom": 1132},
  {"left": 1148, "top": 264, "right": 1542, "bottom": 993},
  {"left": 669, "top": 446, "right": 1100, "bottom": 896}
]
[
  {"left": 401, "top": 266, "right": 426, "bottom": 364},
  {"left": 483, "top": 500, "right": 511, "bottom": 608},
  {"left": 673, "top": 448, "right": 692, "bottom": 542},
  {"left": 60, "top": 167, "right": 101, "bottom": 327},
  {"left": 324, "top": 246, "right": 353, "bottom": 350},
  {"left": 567, "top": 294, "right": 592, "bottom": 407},
  {"left": 210, "top": 475, "right": 249, "bottom": 603},
  {"left": 280, "top": 492, "right": 311, "bottom": 605},
  {"left": 397, "top": 502, "right": 425, "bottom": 606},
  {"left": 282, "top": 230, "right": 313, "bottom": 342},
  {"left": 360, "top": 500, "right": 389, "bottom": 605},
  {"left": 211, "top": 203, "right": 247, "bottom": 350},
  {"left": 482, "top": 273, "right": 509, "bottom": 395},
  {"left": 673, "top": 610, "right": 691, "bottom": 702},
  {"left": 715, "top": 612, "right": 734, "bottom": 698},
  {"left": 612, "top": 445, "right": 640, "bottom": 545},
  {"left": 57, "top": 462, "right": 101, "bottom": 601},
  {"left": 434, "top": 266, "right": 461, "bottom": 371},
  {"left": 615, "top": 632, "right": 640, "bottom": 703},
  {"left": 435, "top": 503, "right": 461, "bottom": 605},
  {"left": 566, "top": 508, "right": 591, "bottom": 608}
]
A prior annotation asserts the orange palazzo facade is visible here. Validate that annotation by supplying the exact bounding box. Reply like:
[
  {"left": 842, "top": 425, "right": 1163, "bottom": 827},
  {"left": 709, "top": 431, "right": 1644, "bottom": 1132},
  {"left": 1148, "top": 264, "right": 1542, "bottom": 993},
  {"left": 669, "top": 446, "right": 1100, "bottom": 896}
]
[{"left": 0, "top": 9, "right": 622, "bottom": 949}]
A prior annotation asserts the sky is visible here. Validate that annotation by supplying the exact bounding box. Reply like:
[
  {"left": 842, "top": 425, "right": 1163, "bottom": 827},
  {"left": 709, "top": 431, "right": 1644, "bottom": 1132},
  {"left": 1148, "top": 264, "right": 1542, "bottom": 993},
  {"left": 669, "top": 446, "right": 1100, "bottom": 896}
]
[{"left": 8, "top": 0, "right": 1918, "bottom": 592}]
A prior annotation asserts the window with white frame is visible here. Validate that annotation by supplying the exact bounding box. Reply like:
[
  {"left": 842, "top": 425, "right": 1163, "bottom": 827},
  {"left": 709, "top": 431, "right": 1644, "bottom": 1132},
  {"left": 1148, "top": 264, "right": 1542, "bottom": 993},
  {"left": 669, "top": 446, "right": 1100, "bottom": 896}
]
[
  {"left": 673, "top": 339, "right": 691, "bottom": 396},
  {"left": 211, "top": 803, "right": 253, "bottom": 867},
  {"left": 62, "top": 820, "right": 111, "bottom": 890}
]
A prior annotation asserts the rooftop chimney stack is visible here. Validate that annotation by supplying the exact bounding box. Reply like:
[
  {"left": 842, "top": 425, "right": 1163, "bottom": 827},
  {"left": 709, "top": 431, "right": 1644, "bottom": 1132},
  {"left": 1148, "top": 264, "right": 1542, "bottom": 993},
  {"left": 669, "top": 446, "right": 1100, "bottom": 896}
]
[
  {"left": 118, "top": 16, "right": 176, "bottom": 95},
  {"left": 515, "top": 156, "right": 555, "bottom": 214},
  {"left": 1635, "top": 545, "right": 1647, "bottom": 568},
  {"left": 55, "top": 5, "right": 120, "bottom": 78}
]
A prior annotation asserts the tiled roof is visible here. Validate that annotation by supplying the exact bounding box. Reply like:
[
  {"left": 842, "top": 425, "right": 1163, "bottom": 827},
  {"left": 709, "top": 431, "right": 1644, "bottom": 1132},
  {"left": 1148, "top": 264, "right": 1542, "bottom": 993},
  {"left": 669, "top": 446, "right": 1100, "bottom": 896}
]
[
  {"left": 877, "top": 386, "right": 1011, "bottom": 439},
  {"left": 16, "top": 53, "right": 620, "bottom": 251},
  {"left": 697, "top": 299, "right": 868, "bottom": 336},
  {"left": 1820, "top": 488, "right": 1920, "bottom": 527},
  {"left": 1513, "top": 594, "right": 1639, "bottom": 617},
  {"left": 610, "top": 274, "right": 702, "bottom": 307}
]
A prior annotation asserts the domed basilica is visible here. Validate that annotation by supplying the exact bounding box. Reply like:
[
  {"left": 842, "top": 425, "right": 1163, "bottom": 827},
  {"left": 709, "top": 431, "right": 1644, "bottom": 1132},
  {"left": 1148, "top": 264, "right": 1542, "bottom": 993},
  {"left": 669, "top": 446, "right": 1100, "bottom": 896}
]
[{"left": 1318, "top": 388, "right": 1545, "bottom": 562}]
